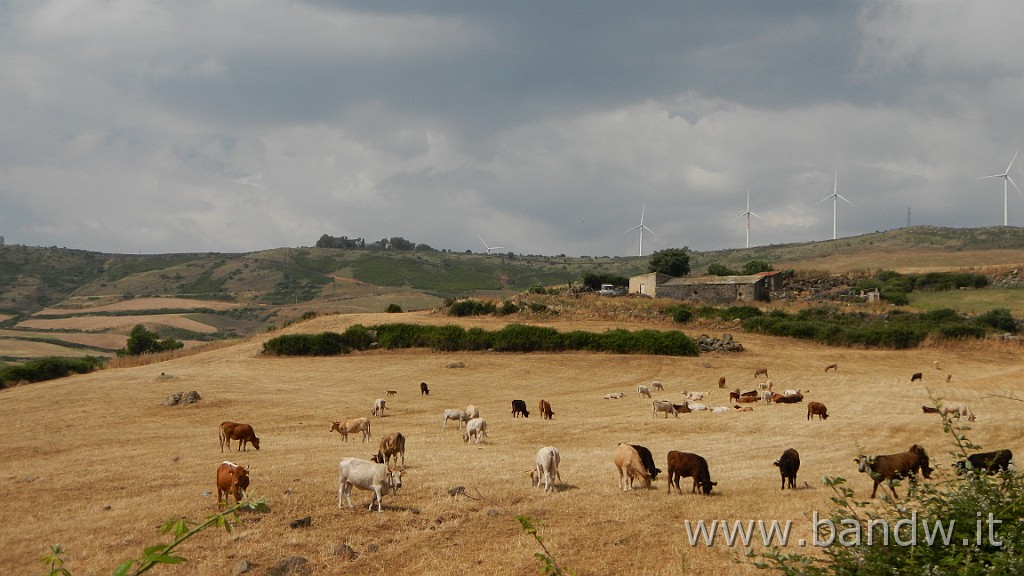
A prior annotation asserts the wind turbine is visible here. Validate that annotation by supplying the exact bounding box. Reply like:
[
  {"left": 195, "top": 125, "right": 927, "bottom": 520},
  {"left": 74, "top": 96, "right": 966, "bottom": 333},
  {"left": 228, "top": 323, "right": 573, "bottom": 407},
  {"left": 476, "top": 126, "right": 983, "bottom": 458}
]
[
  {"left": 816, "top": 171, "right": 854, "bottom": 240},
  {"left": 476, "top": 233, "right": 504, "bottom": 255},
  {"left": 733, "top": 189, "right": 762, "bottom": 248},
  {"left": 977, "top": 149, "right": 1022, "bottom": 226},
  {"left": 622, "top": 203, "right": 657, "bottom": 256}
]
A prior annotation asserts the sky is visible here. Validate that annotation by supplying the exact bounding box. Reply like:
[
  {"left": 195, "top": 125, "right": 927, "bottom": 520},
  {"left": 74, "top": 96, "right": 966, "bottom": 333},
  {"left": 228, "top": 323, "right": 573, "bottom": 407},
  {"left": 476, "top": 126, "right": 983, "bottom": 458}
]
[{"left": 2, "top": 1, "right": 1024, "bottom": 257}]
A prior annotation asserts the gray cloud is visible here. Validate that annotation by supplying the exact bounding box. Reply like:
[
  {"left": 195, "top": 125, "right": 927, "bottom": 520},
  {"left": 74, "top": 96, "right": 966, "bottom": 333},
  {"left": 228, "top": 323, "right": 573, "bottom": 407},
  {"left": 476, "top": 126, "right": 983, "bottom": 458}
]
[{"left": 1, "top": 1, "right": 1023, "bottom": 256}]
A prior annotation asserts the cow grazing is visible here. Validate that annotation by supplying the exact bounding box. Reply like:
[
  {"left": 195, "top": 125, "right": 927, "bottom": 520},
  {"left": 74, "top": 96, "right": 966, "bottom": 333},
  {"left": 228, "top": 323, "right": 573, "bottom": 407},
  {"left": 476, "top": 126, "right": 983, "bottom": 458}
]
[
  {"left": 807, "top": 402, "right": 829, "bottom": 420},
  {"left": 219, "top": 421, "right": 261, "bottom": 452},
  {"left": 653, "top": 400, "right": 678, "bottom": 418},
  {"left": 637, "top": 384, "right": 652, "bottom": 398},
  {"left": 216, "top": 461, "right": 250, "bottom": 505},
  {"left": 532, "top": 446, "right": 562, "bottom": 492},
  {"left": 754, "top": 367, "right": 769, "bottom": 379},
  {"left": 945, "top": 373, "right": 953, "bottom": 383},
  {"left": 386, "top": 389, "right": 397, "bottom": 396},
  {"left": 718, "top": 376, "right": 727, "bottom": 388},
  {"left": 372, "top": 398, "right": 389, "bottom": 417},
  {"left": 940, "top": 402, "right": 976, "bottom": 422},
  {"left": 511, "top": 399, "right": 530, "bottom": 418},
  {"left": 613, "top": 443, "right": 652, "bottom": 490},
  {"left": 465, "top": 404, "right": 480, "bottom": 420},
  {"left": 329, "top": 417, "right": 372, "bottom": 442},
  {"left": 921, "top": 405, "right": 940, "bottom": 414},
  {"left": 630, "top": 444, "right": 661, "bottom": 481},
  {"left": 371, "top": 432, "right": 406, "bottom": 467},
  {"left": 774, "top": 448, "right": 800, "bottom": 490},
  {"left": 337, "top": 457, "right": 403, "bottom": 512},
  {"left": 825, "top": 363, "right": 838, "bottom": 372},
  {"left": 420, "top": 381, "right": 430, "bottom": 395},
  {"left": 652, "top": 381, "right": 664, "bottom": 392},
  {"left": 442, "top": 409, "right": 468, "bottom": 429},
  {"left": 911, "top": 372, "right": 923, "bottom": 382},
  {"left": 538, "top": 399, "right": 554, "bottom": 420},
  {"left": 956, "top": 450, "right": 1013, "bottom": 475},
  {"left": 463, "top": 418, "right": 488, "bottom": 444},
  {"left": 666, "top": 451, "right": 717, "bottom": 495},
  {"left": 855, "top": 444, "right": 933, "bottom": 498}
]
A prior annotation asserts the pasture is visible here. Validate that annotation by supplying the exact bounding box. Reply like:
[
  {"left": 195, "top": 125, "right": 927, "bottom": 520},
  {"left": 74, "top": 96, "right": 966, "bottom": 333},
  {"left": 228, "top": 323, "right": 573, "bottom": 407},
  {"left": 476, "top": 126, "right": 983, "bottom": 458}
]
[{"left": 1, "top": 311, "right": 1022, "bottom": 576}]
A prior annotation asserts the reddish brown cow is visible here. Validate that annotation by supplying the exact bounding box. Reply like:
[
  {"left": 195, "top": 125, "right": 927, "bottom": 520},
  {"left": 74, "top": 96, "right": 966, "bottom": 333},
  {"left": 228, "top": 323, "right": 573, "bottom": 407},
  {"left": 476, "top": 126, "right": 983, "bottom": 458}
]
[
  {"left": 807, "top": 402, "right": 829, "bottom": 420},
  {"left": 717, "top": 376, "right": 727, "bottom": 388},
  {"left": 219, "top": 421, "right": 260, "bottom": 452},
  {"left": 538, "top": 399, "right": 554, "bottom": 420},
  {"left": 666, "top": 451, "right": 717, "bottom": 495},
  {"left": 371, "top": 432, "right": 406, "bottom": 467},
  {"left": 216, "top": 461, "right": 249, "bottom": 505}
]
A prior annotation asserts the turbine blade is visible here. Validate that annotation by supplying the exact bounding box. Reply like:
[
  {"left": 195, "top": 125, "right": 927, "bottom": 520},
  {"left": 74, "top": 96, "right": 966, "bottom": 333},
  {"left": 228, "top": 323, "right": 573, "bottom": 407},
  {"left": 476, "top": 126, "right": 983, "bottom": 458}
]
[
  {"left": 1008, "top": 175, "right": 1023, "bottom": 197},
  {"left": 1007, "top": 149, "right": 1020, "bottom": 173},
  {"left": 476, "top": 233, "right": 489, "bottom": 249},
  {"left": 816, "top": 194, "right": 834, "bottom": 205},
  {"left": 978, "top": 174, "right": 1003, "bottom": 180},
  {"left": 622, "top": 225, "right": 642, "bottom": 235},
  {"left": 642, "top": 225, "right": 658, "bottom": 236},
  {"left": 750, "top": 211, "right": 763, "bottom": 220},
  {"left": 837, "top": 193, "right": 855, "bottom": 207}
]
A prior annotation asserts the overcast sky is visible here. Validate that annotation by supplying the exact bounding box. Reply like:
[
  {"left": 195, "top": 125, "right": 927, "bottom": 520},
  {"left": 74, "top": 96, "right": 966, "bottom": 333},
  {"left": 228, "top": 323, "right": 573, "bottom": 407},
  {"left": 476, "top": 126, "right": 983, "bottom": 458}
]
[{"left": 2, "top": 2, "right": 1023, "bottom": 257}]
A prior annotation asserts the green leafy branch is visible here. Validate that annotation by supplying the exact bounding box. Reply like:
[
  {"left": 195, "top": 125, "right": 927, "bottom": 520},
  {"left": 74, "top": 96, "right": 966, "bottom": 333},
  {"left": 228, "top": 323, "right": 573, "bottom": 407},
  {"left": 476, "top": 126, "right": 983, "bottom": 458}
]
[{"left": 516, "top": 515, "right": 575, "bottom": 576}]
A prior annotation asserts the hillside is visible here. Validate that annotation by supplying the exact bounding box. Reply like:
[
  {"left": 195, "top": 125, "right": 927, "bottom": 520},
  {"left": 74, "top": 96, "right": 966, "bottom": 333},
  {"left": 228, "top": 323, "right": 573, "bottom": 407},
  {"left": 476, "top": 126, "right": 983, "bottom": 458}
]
[{"left": 1, "top": 226, "right": 1023, "bottom": 363}]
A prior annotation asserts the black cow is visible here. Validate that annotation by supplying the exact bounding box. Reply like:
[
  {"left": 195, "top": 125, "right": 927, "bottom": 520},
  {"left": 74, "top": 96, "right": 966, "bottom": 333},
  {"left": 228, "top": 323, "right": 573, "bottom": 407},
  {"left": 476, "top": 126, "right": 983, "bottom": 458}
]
[
  {"left": 630, "top": 444, "right": 661, "bottom": 481},
  {"left": 774, "top": 448, "right": 800, "bottom": 490},
  {"left": 956, "top": 450, "right": 1013, "bottom": 475},
  {"left": 420, "top": 381, "right": 430, "bottom": 395},
  {"left": 511, "top": 399, "right": 530, "bottom": 418}
]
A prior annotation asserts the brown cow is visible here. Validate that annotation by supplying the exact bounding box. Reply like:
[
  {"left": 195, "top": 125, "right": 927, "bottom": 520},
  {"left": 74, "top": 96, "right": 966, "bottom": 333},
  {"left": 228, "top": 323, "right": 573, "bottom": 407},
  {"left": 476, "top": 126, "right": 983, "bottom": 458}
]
[
  {"left": 666, "top": 451, "right": 717, "bottom": 495},
  {"left": 538, "top": 399, "right": 554, "bottom": 420},
  {"left": 371, "top": 432, "right": 406, "bottom": 467},
  {"left": 855, "top": 444, "right": 933, "bottom": 498},
  {"left": 754, "top": 367, "right": 769, "bottom": 379},
  {"left": 219, "top": 421, "right": 260, "bottom": 452},
  {"left": 717, "top": 376, "right": 727, "bottom": 388},
  {"left": 614, "top": 443, "right": 652, "bottom": 490},
  {"left": 911, "top": 372, "right": 923, "bottom": 382},
  {"left": 825, "top": 363, "right": 838, "bottom": 372},
  {"left": 329, "top": 417, "right": 372, "bottom": 442},
  {"left": 216, "top": 461, "right": 249, "bottom": 505},
  {"left": 807, "top": 402, "right": 829, "bottom": 420},
  {"left": 420, "top": 381, "right": 430, "bottom": 395}
]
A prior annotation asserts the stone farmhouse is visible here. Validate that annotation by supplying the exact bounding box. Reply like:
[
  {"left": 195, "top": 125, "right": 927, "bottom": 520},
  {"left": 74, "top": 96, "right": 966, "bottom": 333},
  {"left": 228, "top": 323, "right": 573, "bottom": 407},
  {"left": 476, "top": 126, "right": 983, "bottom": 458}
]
[{"left": 629, "top": 271, "right": 780, "bottom": 304}]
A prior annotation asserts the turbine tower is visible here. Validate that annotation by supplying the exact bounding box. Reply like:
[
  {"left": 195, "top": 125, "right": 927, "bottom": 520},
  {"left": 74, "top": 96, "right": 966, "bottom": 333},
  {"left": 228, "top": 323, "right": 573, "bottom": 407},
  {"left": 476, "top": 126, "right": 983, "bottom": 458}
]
[
  {"left": 817, "top": 171, "right": 854, "bottom": 240},
  {"left": 733, "top": 189, "right": 762, "bottom": 248},
  {"left": 476, "top": 233, "right": 504, "bottom": 255},
  {"left": 977, "top": 149, "right": 1022, "bottom": 226},
  {"left": 623, "top": 203, "right": 657, "bottom": 257}
]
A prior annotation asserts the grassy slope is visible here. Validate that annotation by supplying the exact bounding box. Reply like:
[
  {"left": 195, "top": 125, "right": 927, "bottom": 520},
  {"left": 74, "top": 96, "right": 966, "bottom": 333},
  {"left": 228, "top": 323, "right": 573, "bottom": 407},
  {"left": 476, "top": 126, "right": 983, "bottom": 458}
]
[{"left": 1, "top": 311, "right": 1022, "bottom": 575}]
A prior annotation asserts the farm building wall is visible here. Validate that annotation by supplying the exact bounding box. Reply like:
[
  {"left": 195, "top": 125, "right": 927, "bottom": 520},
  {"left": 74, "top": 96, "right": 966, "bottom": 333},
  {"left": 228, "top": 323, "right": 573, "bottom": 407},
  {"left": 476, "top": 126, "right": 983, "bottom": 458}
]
[{"left": 635, "top": 274, "right": 771, "bottom": 305}]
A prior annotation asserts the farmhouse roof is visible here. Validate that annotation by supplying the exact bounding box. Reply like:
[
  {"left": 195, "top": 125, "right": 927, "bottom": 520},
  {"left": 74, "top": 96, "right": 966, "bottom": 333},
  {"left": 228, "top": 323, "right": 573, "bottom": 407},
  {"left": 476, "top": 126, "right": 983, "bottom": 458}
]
[{"left": 661, "top": 274, "right": 765, "bottom": 286}]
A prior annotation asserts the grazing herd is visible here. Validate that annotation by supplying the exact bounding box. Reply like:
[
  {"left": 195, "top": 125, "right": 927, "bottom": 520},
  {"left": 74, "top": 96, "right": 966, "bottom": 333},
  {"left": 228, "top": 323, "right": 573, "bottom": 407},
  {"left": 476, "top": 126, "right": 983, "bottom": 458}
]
[{"left": 209, "top": 359, "right": 1006, "bottom": 512}]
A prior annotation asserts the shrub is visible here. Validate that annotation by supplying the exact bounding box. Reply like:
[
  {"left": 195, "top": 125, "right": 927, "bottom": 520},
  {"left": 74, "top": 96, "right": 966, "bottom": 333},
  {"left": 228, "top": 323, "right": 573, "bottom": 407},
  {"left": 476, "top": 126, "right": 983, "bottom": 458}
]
[
  {"left": 261, "top": 333, "right": 350, "bottom": 356},
  {"left": 429, "top": 324, "right": 467, "bottom": 352},
  {"left": 667, "top": 305, "right": 694, "bottom": 323},
  {"left": 706, "top": 263, "right": 738, "bottom": 276},
  {"left": 448, "top": 299, "right": 497, "bottom": 317},
  {"left": 498, "top": 301, "right": 521, "bottom": 316},
  {"left": 339, "top": 324, "right": 376, "bottom": 350},
  {"left": 978, "top": 308, "right": 1018, "bottom": 333},
  {"left": 385, "top": 303, "right": 403, "bottom": 313},
  {"left": 375, "top": 323, "right": 432, "bottom": 349},
  {"left": 0, "top": 356, "right": 104, "bottom": 389}
]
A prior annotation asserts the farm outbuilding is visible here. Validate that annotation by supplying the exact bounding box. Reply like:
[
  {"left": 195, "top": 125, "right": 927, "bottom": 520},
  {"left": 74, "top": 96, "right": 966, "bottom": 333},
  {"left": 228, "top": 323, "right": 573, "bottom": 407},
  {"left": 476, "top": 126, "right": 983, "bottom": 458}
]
[{"left": 629, "top": 272, "right": 774, "bottom": 304}]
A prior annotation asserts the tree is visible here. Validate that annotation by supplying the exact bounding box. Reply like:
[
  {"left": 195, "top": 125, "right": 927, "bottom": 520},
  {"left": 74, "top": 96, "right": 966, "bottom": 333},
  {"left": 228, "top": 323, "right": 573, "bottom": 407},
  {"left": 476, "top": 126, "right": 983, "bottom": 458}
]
[
  {"left": 706, "top": 262, "right": 737, "bottom": 276},
  {"left": 648, "top": 248, "right": 690, "bottom": 277},
  {"left": 741, "top": 260, "right": 773, "bottom": 275},
  {"left": 120, "top": 325, "right": 184, "bottom": 356}
]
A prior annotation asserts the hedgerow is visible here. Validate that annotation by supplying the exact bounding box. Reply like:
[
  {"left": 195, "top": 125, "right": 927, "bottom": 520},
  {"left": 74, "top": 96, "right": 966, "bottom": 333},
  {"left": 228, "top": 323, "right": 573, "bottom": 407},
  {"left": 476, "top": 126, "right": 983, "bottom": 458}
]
[{"left": 0, "top": 356, "right": 105, "bottom": 389}]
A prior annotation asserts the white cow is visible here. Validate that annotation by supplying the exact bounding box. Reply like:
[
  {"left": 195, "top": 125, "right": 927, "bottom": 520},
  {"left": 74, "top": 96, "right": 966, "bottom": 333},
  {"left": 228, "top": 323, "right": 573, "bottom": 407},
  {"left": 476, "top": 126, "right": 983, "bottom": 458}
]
[
  {"left": 465, "top": 404, "right": 480, "bottom": 419},
  {"left": 603, "top": 392, "right": 625, "bottom": 400},
  {"left": 372, "top": 398, "right": 388, "bottom": 417},
  {"left": 687, "top": 402, "right": 708, "bottom": 411},
  {"left": 783, "top": 389, "right": 802, "bottom": 397},
  {"left": 652, "top": 400, "right": 678, "bottom": 418},
  {"left": 463, "top": 418, "right": 488, "bottom": 444},
  {"left": 637, "top": 385, "right": 652, "bottom": 398},
  {"left": 711, "top": 406, "right": 730, "bottom": 414},
  {"left": 442, "top": 409, "right": 468, "bottom": 429},
  {"left": 941, "top": 402, "right": 977, "bottom": 422},
  {"left": 683, "top": 390, "right": 706, "bottom": 402},
  {"left": 651, "top": 381, "right": 665, "bottom": 392},
  {"left": 337, "top": 457, "right": 403, "bottom": 512},
  {"left": 532, "top": 446, "right": 561, "bottom": 492},
  {"left": 761, "top": 390, "right": 774, "bottom": 404}
]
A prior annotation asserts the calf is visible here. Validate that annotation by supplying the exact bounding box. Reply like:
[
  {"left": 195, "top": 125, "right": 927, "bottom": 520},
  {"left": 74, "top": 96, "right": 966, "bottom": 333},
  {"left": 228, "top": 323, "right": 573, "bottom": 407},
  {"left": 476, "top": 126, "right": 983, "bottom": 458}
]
[
  {"left": 807, "top": 402, "right": 829, "bottom": 420},
  {"left": 463, "top": 418, "right": 488, "bottom": 444},
  {"left": 511, "top": 399, "right": 530, "bottom": 418},
  {"left": 219, "top": 421, "right": 261, "bottom": 452},
  {"left": 855, "top": 444, "right": 933, "bottom": 498},
  {"left": 666, "top": 451, "right": 717, "bottom": 495},
  {"left": 911, "top": 372, "right": 923, "bottom": 382},
  {"left": 329, "top": 417, "right": 372, "bottom": 442},
  {"left": 630, "top": 444, "right": 661, "bottom": 481},
  {"left": 442, "top": 409, "right": 468, "bottom": 429},
  {"left": 420, "top": 381, "right": 430, "bottom": 395},
  {"left": 531, "top": 446, "right": 562, "bottom": 492},
  {"left": 371, "top": 398, "right": 389, "bottom": 417},
  {"left": 337, "top": 457, "right": 403, "bottom": 512},
  {"left": 754, "top": 367, "right": 769, "bottom": 379},
  {"left": 216, "top": 461, "right": 249, "bottom": 505},
  {"left": 652, "top": 400, "right": 678, "bottom": 418},
  {"left": 386, "top": 389, "right": 397, "bottom": 396},
  {"left": 637, "top": 385, "right": 652, "bottom": 398},
  {"left": 465, "top": 404, "right": 480, "bottom": 420},
  {"left": 538, "top": 399, "right": 554, "bottom": 420},
  {"left": 774, "top": 448, "right": 800, "bottom": 490},
  {"left": 614, "top": 443, "right": 651, "bottom": 490},
  {"left": 718, "top": 376, "right": 727, "bottom": 388},
  {"left": 371, "top": 432, "right": 406, "bottom": 467},
  {"left": 825, "top": 363, "right": 838, "bottom": 372},
  {"left": 652, "top": 381, "right": 665, "bottom": 392},
  {"left": 956, "top": 450, "right": 1013, "bottom": 475},
  {"left": 921, "top": 405, "right": 940, "bottom": 414}
]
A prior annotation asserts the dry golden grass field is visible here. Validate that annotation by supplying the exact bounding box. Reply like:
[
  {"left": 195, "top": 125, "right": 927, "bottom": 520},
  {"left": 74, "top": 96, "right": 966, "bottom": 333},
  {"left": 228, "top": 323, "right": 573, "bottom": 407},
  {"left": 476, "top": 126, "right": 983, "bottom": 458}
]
[{"left": 2, "top": 311, "right": 1023, "bottom": 576}]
